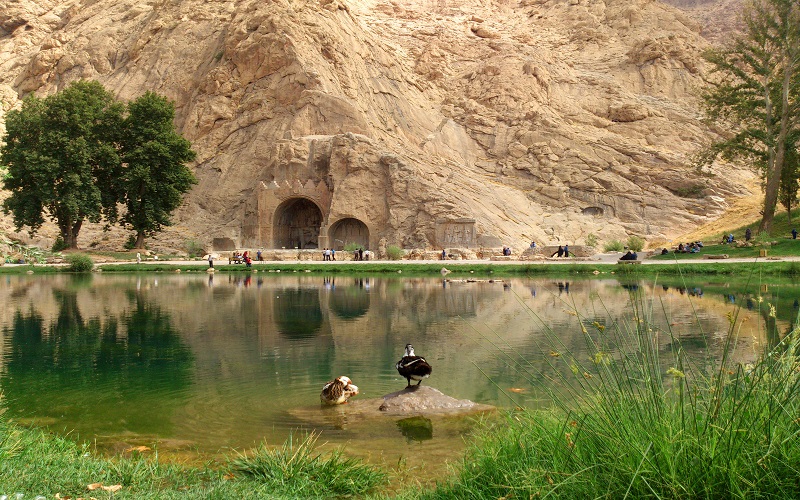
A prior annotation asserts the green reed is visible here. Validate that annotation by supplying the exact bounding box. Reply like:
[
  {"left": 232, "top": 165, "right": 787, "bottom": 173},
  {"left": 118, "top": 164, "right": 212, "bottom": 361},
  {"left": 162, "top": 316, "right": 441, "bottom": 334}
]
[{"left": 416, "top": 274, "right": 800, "bottom": 499}]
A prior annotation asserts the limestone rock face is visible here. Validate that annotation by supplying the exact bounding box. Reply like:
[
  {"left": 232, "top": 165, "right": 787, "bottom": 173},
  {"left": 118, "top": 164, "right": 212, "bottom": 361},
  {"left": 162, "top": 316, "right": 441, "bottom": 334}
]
[{"left": 0, "top": 0, "right": 752, "bottom": 252}]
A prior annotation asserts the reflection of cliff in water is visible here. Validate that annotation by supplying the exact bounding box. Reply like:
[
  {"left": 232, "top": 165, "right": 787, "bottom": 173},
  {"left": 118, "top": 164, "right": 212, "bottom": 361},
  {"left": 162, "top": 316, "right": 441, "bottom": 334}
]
[
  {"left": 274, "top": 288, "right": 324, "bottom": 338},
  {"left": 0, "top": 286, "right": 192, "bottom": 435},
  {"left": 329, "top": 278, "right": 371, "bottom": 320}
]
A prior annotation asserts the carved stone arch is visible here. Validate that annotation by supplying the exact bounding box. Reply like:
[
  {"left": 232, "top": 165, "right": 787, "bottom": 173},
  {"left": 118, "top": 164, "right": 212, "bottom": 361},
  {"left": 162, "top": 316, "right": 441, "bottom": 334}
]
[
  {"left": 329, "top": 217, "right": 370, "bottom": 250},
  {"left": 582, "top": 206, "right": 604, "bottom": 217},
  {"left": 273, "top": 197, "right": 324, "bottom": 249}
]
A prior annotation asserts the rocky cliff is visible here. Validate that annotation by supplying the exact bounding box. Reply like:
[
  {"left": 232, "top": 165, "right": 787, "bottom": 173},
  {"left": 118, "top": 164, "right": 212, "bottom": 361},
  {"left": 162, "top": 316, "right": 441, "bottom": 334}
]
[{"left": 0, "top": 0, "right": 752, "bottom": 252}]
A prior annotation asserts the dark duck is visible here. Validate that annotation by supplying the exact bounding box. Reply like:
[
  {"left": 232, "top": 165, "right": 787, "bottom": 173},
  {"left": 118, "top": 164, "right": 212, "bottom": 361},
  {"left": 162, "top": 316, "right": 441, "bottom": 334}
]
[{"left": 396, "top": 344, "right": 432, "bottom": 387}]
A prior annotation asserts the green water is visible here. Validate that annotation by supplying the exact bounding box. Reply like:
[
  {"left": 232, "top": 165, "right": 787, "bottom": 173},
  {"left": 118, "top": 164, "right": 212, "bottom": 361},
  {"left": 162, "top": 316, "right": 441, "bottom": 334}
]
[{"left": 0, "top": 273, "right": 791, "bottom": 473}]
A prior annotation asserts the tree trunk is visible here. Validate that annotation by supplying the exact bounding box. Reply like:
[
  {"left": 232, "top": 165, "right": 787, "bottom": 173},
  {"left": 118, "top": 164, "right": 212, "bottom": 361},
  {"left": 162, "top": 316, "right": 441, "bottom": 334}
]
[
  {"left": 135, "top": 231, "right": 146, "bottom": 249},
  {"left": 761, "top": 160, "right": 781, "bottom": 234},
  {"left": 60, "top": 218, "right": 83, "bottom": 249},
  {"left": 762, "top": 46, "right": 796, "bottom": 233}
]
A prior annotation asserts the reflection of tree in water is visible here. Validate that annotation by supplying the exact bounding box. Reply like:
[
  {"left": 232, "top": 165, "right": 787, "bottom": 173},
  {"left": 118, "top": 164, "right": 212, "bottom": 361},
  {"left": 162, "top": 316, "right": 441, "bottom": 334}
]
[
  {"left": 1, "top": 289, "right": 192, "bottom": 436},
  {"left": 275, "top": 288, "right": 323, "bottom": 339}
]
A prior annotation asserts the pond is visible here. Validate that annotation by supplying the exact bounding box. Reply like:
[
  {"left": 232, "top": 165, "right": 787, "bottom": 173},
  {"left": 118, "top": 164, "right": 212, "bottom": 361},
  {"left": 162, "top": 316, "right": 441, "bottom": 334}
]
[{"left": 0, "top": 273, "right": 793, "bottom": 479}]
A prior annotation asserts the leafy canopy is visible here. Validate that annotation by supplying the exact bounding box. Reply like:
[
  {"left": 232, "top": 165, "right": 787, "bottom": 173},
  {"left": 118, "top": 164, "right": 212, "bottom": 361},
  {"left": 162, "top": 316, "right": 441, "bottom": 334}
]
[
  {"left": 699, "top": 0, "right": 800, "bottom": 233},
  {"left": 119, "top": 92, "right": 196, "bottom": 248},
  {"left": 0, "top": 81, "right": 196, "bottom": 249},
  {"left": 1, "top": 81, "right": 123, "bottom": 247}
]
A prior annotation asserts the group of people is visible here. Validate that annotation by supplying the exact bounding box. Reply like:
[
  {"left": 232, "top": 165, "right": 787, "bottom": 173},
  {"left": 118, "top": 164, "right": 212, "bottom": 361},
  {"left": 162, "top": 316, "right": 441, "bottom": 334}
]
[
  {"left": 620, "top": 249, "right": 638, "bottom": 260},
  {"left": 354, "top": 248, "right": 370, "bottom": 260},
  {"left": 551, "top": 245, "right": 569, "bottom": 258},
  {"left": 674, "top": 241, "right": 703, "bottom": 253},
  {"left": 322, "top": 248, "right": 337, "bottom": 261},
  {"left": 228, "top": 251, "right": 252, "bottom": 267}
]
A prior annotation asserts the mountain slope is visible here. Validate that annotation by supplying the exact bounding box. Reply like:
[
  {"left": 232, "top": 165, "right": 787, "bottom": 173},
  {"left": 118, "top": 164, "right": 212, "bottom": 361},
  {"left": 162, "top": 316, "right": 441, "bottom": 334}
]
[{"left": 0, "top": 0, "right": 754, "bottom": 251}]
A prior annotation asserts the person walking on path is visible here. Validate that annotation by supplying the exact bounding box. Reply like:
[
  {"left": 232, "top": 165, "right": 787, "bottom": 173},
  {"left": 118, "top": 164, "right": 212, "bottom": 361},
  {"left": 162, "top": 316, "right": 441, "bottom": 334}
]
[
  {"left": 208, "top": 254, "right": 214, "bottom": 269},
  {"left": 793, "top": 228, "right": 798, "bottom": 240},
  {"left": 136, "top": 252, "right": 141, "bottom": 264},
  {"left": 563, "top": 244, "right": 569, "bottom": 258}
]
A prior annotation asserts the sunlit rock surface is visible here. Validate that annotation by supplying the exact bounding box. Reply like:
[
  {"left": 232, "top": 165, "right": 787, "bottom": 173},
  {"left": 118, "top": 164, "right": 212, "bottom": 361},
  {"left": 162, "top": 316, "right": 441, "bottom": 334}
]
[{"left": 0, "top": 0, "right": 751, "bottom": 252}]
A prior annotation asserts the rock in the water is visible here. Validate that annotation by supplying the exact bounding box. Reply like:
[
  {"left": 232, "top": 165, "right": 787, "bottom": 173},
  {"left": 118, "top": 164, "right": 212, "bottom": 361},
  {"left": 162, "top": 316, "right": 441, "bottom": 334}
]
[{"left": 378, "top": 386, "right": 493, "bottom": 416}]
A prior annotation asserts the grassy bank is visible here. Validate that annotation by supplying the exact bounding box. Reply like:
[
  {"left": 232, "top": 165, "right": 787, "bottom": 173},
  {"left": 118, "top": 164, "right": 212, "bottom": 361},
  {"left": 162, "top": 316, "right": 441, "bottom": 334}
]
[
  {"left": 0, "top": 421, "right": 385, "bottom": 499},
  {"left": 3, "top": 260, "right": 800, "bottom": 277}
]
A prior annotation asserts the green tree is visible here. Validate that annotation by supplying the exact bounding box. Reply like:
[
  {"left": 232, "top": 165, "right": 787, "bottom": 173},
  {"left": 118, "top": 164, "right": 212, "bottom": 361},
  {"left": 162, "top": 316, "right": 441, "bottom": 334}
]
[
  {"left": 699, "top": 0, "right": 800, "bottom": 234},
  {"left": 119, "top": 92, "right": 196, "bottom": 249},
  {"left": 1, "top": 81, "right": 124, "bottom": 248}
]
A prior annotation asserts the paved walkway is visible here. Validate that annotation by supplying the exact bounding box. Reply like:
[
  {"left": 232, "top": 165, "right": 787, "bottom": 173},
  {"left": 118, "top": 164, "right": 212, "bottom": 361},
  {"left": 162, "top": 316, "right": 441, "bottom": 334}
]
[
  {"left": 8, "top": 253, "right": 797, "bottom": 269},
  {"left": 86, "top": 254, "right": 800, "bottom": 267}
]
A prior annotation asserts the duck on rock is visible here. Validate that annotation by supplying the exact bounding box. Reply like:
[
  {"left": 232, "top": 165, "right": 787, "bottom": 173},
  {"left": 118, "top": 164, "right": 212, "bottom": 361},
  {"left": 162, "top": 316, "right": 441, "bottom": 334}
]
[
  {"left": 396, "top": 344, "right": 432, "bottom": 387},
  {"left": 320, "top": 376, "right": 359, "bottom": 405}
]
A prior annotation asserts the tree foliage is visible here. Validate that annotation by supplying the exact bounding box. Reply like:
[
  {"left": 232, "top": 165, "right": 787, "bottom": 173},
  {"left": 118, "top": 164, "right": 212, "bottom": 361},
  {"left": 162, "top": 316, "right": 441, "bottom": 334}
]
[
  {"left": 1, "top": 81, "right": 123, "bottom": 248},
  {"left": 119, "top": 92, "right": 196, "bottom": 248},
  {"left": 699, "top": 0, "right": 800, "bottom": 233},
  {"left": 0, "top": 81, "right": 196, "bottom": 249}
]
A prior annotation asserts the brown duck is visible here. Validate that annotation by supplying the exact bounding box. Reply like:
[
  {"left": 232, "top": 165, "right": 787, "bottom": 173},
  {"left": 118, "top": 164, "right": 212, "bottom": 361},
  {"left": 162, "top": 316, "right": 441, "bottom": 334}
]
[{"left": 320, "top": 376, "right": 359, "bottom": 405}]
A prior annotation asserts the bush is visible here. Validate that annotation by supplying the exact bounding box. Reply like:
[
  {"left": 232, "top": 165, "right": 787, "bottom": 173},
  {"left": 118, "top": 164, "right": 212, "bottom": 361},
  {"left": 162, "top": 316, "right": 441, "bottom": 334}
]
[
  {"left": 65, "top": 253, "right": 94, "bottom": 272},
  {"left": 386, "top": 245, "right": 404, "bottom": 260},
  {"left": 603, "top": 240, "right": 624, "bottom": 252},
  {"left": 627, "top": 235, "right": 646, "bottom": 252},
  {"left": 184, "top": 239, "right": 204, "bottom": 258},
  {"left": 343, "top": 242, "right": 362, "bottom": 252},
  {"left": 585, "top": 233, "right": 598, "bottom": 248},
  {"left": 123, "top": 235, "right": 137, "bottom": 250},
  {"left": 51, "top": 237, "right": 68, "bottom": 253}
]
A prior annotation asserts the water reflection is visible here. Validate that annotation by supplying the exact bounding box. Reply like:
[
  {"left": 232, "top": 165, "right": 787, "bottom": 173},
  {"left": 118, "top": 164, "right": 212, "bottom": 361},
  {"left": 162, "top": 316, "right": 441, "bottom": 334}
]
[
  {"left": 330, "top": 279, "right": 370, "bottom": 320},
  {"left": 1, "top": 283, "right": 192, "bottom": 435},
  {"left": 274, "top": 288, "right": 323, "bottom": 339},
  {"left": 397, "top": 416, "right": 434, "bottom": 442},
  {"left": 0, "top": 273, "right": 792, "bottom": 463}
]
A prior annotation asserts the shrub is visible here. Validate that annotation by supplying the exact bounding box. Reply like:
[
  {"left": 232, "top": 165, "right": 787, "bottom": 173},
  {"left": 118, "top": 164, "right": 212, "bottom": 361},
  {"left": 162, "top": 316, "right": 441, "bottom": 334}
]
[
  {"left": 65, "top": 253, "right": 94, "bottom": 272},
  {"left": 343, "top": 242, "right": 362, "bottom": 252},
  {"left": 51, "top": 237, "right": 68, "bottom": 253},
  {"left": 386, "top": 245, "right": 404, "bottom": 260},
  {"left": 603, "top": 239, "right": 624, "bottom": 252},
  {"left": 123, "top": 235, "right": 137, "bottom": 250},
  {"left": 184, "top": 239, "right": 204, "bottom": 258},
  {"left": 585, "top": 233, "right": 598, "bottom": 248},
  {"left": 627, "top": 235, "right": 645, "bottom": 252}
]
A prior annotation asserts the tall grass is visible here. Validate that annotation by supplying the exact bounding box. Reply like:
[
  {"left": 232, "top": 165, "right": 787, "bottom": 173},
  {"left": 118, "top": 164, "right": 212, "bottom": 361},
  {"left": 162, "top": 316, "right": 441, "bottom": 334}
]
[
  {"left": 417, "top": 279, "right": 800, "bottom": 499},
  {"left": 230, "top": 432, "right": 386, "bottom": 497}
]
